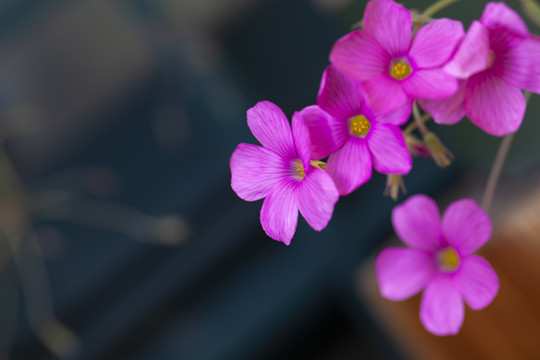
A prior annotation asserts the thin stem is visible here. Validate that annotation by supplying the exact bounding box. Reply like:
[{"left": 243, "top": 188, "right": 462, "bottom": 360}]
[
  {"left": 481, "top": 91, "right": 531, "bottom": 213},
  {"left": 423, "top": 0, "right": 459, "bottom": 18},
  {"left": 404, "top": 113, "right": 431, "bottom": 135},
  {"left": 412, "top": 102, "right": 430, "bottom": 136},
  {"left": 481, "top": 132, "right": 515, "bottom": 213}
]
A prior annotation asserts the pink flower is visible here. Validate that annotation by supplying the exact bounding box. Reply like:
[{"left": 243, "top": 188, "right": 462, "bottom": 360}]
[
  {"left": 375, "top": 195, "right": 499, "bottom": 335},
  {"left": 230, "top": 101, "right": 339, "bottom": 245},
  {"left": 330, "top": 0, "right": 464, "bottom": 114},
  {"left": 300, "top": 65, "right": 412, "bottom": 196},
  {"left": 422, "top": 2, "right": 540, "bottom": 136}
]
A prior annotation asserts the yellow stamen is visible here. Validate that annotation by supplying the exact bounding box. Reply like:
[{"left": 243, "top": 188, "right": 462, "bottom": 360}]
[
  {"left": 437, "top": 247, "right": 461, "bottom": 272},
  {"left": 293, "top": 159, "right": 305, "bottom": 180},
  {"left": 348, "top": 115, "right": 371, "bottom": 137},
  {"left": 390, "top": 59, "right": 412, "bottom": 80}
]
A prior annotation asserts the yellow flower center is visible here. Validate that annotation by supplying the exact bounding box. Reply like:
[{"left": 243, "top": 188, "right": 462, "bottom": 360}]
[
  {"left": 436, "top": 247, "right": 461, "bottom": 272},
  {"left": 348, "top": 115, "right": 371, "bottom": 137},
  {"left": 390, "top": 59, "right": 412, "bottom": 80},
  {"left": 293, "top": 159, "right": 305, "bottom": 180}
]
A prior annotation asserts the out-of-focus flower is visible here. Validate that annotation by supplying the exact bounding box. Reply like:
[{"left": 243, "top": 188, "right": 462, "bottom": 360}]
[
  {"left": 230, "top": 101, "right": 339, "bottom": 245},
  {"left": 300, "top": 65, "right": 412, "bottom": 196},
  {"left": 375, "top": 195, "right": 499, "bottom": 335},
  {"left": 431, "top": 2, "right": 540, "bottom": 136},
  {"left": 330, "top": 0, "right": 463, "bottom": 114}
]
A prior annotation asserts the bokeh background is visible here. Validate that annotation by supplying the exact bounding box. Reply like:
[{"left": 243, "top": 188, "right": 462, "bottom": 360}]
[{"left": 0, "top": 0, "right": 539, "bottom": 359}]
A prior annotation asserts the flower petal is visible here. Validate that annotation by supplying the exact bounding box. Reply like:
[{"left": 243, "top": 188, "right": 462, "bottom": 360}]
[
  {"left": 392, "top": 194, "right": 442, "bottom": 252},
  {"left": 317, "top": 65, "right": 366, "bottom": 119},
  {"left": 230, "top": 143, "right": 288, "bottom": 201},
  {"left": 481, "top": 2, "right": 528, "bottom": 37},
  {"left": 330, "top": 30, "right": 390, "bottom": 80},
  {"left": 375, "top": 247, "right": 436, "bottom": 301},
  {"left": 501, "top": 35, "right": 540, "bottom": 94},
  {"left": 363, "top": 74, "right": 409, "bottom": 113},
  {"left": 363, "top": 0, "right": 412, "bottom": 56},
  {"left": 443, "top": 21, "right": 491, "bottom": 79},
  {"left": 326, "top": 138, "right": 372, "bottom": 196},
  {"left": 292, "top": 112, "right": 312, "bottom": 171},
  {"left": 402, "top": 69, "right": 458, "bottom": 100},
  {"left": 300, "top": 105, "right": 349, "bottom": 160},
  {"left": 367, "top": 122, "right": 411, "bottom": 175},
  {"left": 420, "top": 274, "right": 464, "bottom": 336},
  {"left": 296, "top": 167, "right": 339, "bottom": 231},
  {"left": 418, "top": 80, "right": 466, "bottom": 125},
  {"left": 409, "top": 19, "right": 464, "bottom": 69},
  {"left": 442, "top": 198, "right": 492, "bottom": 255},
  {"left": 464, "top": 71, "right": 526, "bottom": 136},
  {"left": 454, "top": 255, "right": 499, "bottom": 310},
  {"left": 247, "top": 101, "right": 296, "bottom": 159},
  {"left": 481, "top": 2, "right": 529, "bottom": 52},
  {"left": 260, "top": 178, "right": 299, "bottom": 245},
  {"left": 373, "top": 99, "right": 412, "bottom": 126}
]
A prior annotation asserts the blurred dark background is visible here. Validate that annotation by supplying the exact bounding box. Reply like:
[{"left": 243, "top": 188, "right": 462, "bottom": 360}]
[{"left": 0, "top": 0, "right": 538, "bottom": 359}]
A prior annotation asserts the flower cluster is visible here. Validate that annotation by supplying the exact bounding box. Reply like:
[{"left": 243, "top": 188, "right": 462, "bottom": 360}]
[{"left": 230, "top": 0, "right": 537, "bottom": 335}]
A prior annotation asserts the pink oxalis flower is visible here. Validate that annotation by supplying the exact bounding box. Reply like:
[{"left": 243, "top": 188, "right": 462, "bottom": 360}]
[
  {"left": 421, "top": 2, "right": 540, "bottom": 136},
  {"left": 375, "top": 195, "right": 499, "bottom": 335},
  {"left": 330, "top": 0, "right": 464, "bottom": 114},
  {"left": 300, "top": 65, "right": 412, "bottom": 196},
  {"left": 230, "top": 101, "right": 339, "bottom": 245}
]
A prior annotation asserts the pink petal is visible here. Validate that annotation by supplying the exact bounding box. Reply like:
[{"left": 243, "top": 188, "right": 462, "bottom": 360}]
[
  {"left": 363, "top": 0, "right": 412, "bottom": 56},
  {"left": 402, "top": 69, "right": 458, "bottom": 100},
  {"left": 481, "top": 2, "right": 528, "bottom": 37},
  {"left": 330, "top": 30, "right": 390, "bottom": 81},
  {"left": 247, "top": 101, "right": 296, "bottom": 159},
  {"left": 464, "top": 71, "right": 526, "bottom": 136},
  {"left": 367, "top": 122, "right": 411, "bottom": 175},
  {"left": 442, "top": 198, "right": 492, "bottom": 255},
  {"left": 443, "top": 21, "right": 491, "bottom": 79},
  {"left": 375, "top": 247, "right": 436, "bottom": 301},
  {"left": 296, "top": 167, "right": 339, "bottom": 231},
  {"left": 409, "top": 19, "right": 464, "bottom": 69},
  {"left": 454, "top": 255, "right": 499, "bottom": 310},
  {"left": 420, "top": 274, "right": 464, "bottom": 336},
  {"left": 481, "top": 2, "right": 529, "bottom": 52},
  {"left": 260, "top": 178, "right": 299, "bottom": 245},
  {"left": 418, "top": 79, "right": 466, "bottom": 125},
  {"left": 230, "top": 143, "right": 288, "bottom": 201},
  {"left": 292, "top": 112, "right": 312, "bottom": 171},
  {"left": 363, "top": 74, "right": 409, "bottom": 113},
  {"left": 372, "top": 99, "right": 412, "bottom": 126},
  {"left": 501, "top": 36, "right": 540, "bottom": 94},
  {"left": 300, "top": 105, "right": 349, "bottom": 160},
  {"left": 392, "top": 194, "right": 442, "bottom": 252},
  {"left": 326, "top": 138, "right": 372, "bottom": 196},
  {"left": 317, "top": 65, "right": 366, "bottom": 120}
]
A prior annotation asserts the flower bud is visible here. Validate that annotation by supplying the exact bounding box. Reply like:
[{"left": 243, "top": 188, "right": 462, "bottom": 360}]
[
  {"left": 384, "top": 174, "right": 406, "bottom": 201},
  {"left": 423, "top": 132, "right": 454, "bottom": 168},
  {"left": 405, "top": 134, "right": 431, "bottom": 157}
]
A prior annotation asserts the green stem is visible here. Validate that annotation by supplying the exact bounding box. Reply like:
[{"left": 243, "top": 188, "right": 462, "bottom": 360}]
[
  {"left": 412, "top": 102, "right": 429, "bottom": 136},
  {"left": 423, "top": 0, "right": 459, "bottom": 18},
  {"left": 481, "top": 133, "right": 515, "bottom": 214}
]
